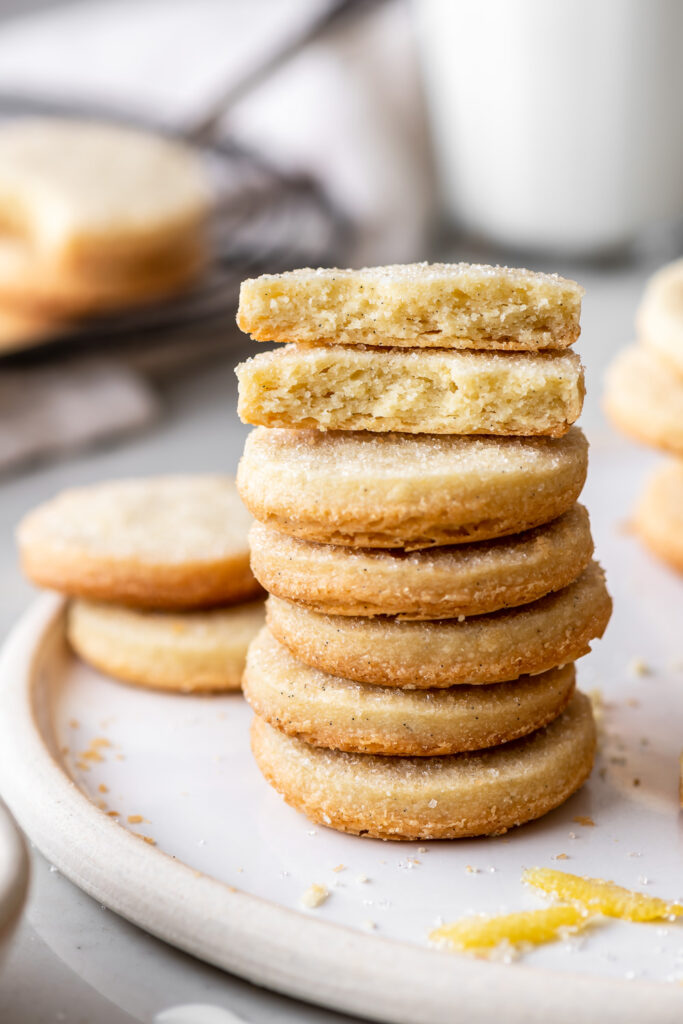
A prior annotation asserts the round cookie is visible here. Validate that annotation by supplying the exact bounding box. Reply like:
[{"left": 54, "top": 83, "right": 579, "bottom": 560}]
[
  {"left": 236, "top": 345, "right": 584, "bottom": 438},
  {"left": 634, "top": 461, "right": 683, "bottom": 573},
  {"left": 248, "top": 505, "right": 593, "bottom": 619},
  {"left": 266, "top": 562, "right": 612, "bottom": 689},
  {"left": 0, "top": 118, "right": 209, "bottom": 314},
  {"left": 0, "top": 240, "right": 206, "bottom": 314},
  {"left": 17, "top": 475, "right": 262, "bottom": 609},
  {"left": 237, "top": 426, "right": 588, "bottom": 549},
  {"left": 243, "top": 627, "right": 576, "bottom": 756},
  {"left": 604, "top": 345, "right": 683, "bottom": 457},
  {"left": 637, "top": 258, "right": 683, "bottom": 377},
  {"left": 68, "top": 598, "right": 265, "bottom": 692},
  {"left": 250, "top": 692, "right": 596, "bottom": 840}
]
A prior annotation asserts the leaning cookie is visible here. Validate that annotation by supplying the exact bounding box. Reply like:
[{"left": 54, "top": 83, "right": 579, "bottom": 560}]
[
  {"left": 243, "top": 627, "right": 576, "bottom": 756},
  {"left": 237, "top": 346, "right": 584, "bottom": 437},
  {"left": 248, "top": 505, "right": 593, "bottom": 619},
  {"left": 238, "top": 427, "right": 588, "bottom": 549},
  {"left": 17, "top": 475, "right": 261, "bottom": 609},
  {"left": 604, "top": 344, "right": 683, "bottom": 457},
  {"left": 637, "top": 258, "right": 683, "bottom": 377},
  {"left": 237, "top": 263, "right": 583, "bottom": 350},
  {"left": 634, "top": 461, "right": 683, "bottom": 574},
  {"left": 266, "top": 562, "right": 611, "bottom": 689},
  {"left": 250, "top": 692, "right": 596, "bottom": 840},
  {"left": 68, "top": 598, "right": 265, "bottom": 692}
]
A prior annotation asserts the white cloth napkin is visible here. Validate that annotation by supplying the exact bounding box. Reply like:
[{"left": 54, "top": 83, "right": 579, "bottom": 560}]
[{"left": 0, "top": 360, "right": 158, "bottom": 473}]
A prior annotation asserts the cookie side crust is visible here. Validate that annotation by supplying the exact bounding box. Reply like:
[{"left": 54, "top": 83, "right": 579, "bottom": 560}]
[
  {"left": 248, "top": 505, "right": 593, "bottom": 619},
  {"left": 243, "top": 627, "right": 576, "bottom": 756},
  {"left": 68, "top": 599, "right": 264, "bottom": 691},
  {"left": 266, "top": 562, "right": 612, "bottom": 688},
  {"left": 604, "top": 344, "right": 683, "bottom": 457},
  {"left": 250, "top": 693, "right": 595, "bottom": 840}
]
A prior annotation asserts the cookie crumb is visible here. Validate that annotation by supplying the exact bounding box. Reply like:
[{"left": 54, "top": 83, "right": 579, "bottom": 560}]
[
  {"left": 301, "top": 883, "right": 329, "bottom": 908},
  {"left": 628, "top": 657, "right": 650, "bottom": 677},
  {"left": 127, "top": 814, "right": 144, "bottom": 824},
  {"left": 332, "top": 863, "right": 346, "bottom": 873},
  {"left": 573, "top": 815, "right": 595, "bottom": 827}
]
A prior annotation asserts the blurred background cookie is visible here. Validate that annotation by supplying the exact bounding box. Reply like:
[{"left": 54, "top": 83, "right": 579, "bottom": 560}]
[
  {"left": 0, "top": 118, "right": 209, "bottom": 316},
  {"left": 634, "top": 461, "right": 683, "bottom": 574}
]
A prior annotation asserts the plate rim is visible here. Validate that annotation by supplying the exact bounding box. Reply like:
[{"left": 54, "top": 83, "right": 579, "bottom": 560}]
[{"left": 0, "top": 594, "right": 681, "bottom": 1024}]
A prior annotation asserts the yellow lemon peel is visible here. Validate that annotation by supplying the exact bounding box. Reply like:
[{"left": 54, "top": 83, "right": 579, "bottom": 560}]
[
  {"left": 523, "top": 868, "right": 683, "bottom": 922},
  {"left": 430, "top": 904, "right": 590, "bottom": 953}
]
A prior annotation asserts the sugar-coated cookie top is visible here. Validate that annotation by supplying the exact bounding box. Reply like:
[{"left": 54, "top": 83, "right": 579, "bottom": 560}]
[
  {"left": 18, "top": 475, "right": 251, "bottom": 566},
  {"left": 242, "top": 261, "right": 582, "bottom": 291},
  {"left": 0, "top": 118, "right": 209, "bottom": 254},
  {"left": 243, "top": 425, "right": 588, "bottom": 478}
]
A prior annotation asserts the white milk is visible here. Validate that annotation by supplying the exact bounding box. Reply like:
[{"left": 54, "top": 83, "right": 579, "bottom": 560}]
[{"left": 414, "top": 0, "right": 683, "bottom": 253}]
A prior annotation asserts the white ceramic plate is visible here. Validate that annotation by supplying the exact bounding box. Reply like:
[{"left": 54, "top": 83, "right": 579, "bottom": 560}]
[
  {"left": 0, "top": 438, "right": 682, "bottom": 1024},
  {"left": 0, "top": 799, "right": 29, "bottom": 969}
]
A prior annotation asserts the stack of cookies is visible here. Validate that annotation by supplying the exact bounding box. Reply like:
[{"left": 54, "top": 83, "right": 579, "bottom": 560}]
[
  {"left": 0, "top": 118, "right": 209, "bottom": 352},
  {"left": 17, "top": 476, "right": 264, "bottom": 693},
  {"left": 236, "top": 263, "right": 612, "bottom": 841},
  {"left": 605, "top": 258, "right": 683, "bottom": 573}
]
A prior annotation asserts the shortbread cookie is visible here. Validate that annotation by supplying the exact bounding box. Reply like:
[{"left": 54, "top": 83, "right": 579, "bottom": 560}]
[
  {"left": 637, "top": 258, "right": 683, "bottom": 376},
  {"left": 243, "top": 628, "right": 576, "bottom": 755},
  {"left": 0, "top": 306, "right": 58, "bottom": 353},
  {"left": 238, "top": 427, "right": 588, "bottom": 549},
  {"left": 68, "top": 598, "right": 265, "bottom": 692},
  {"left": 0, "top": 240, "right": 205, "bottom": 314},
  {"left": 0, "top": 118, "right": 209, "bottom": 313},
  {"left": 604, "top": 345, "right": 683, "bottom": 457},
  {"left": 237, "top": 345, "right": 584, "bottom": 437},
  {"left": 249, "top": 505, "right": 593, "bottom": 619},
  {"left": 266, "top": 562, "right": 611, "bottom": 688},
  {"left": 634, "top": 461, "right": 683, "bottom": 573},
  {"left": 250, "top": 692, "right": 596, "bottom": 839},
  {"left": 18, "top": 475, "right": 261, "bottom": 609},
  {"left": 237, "top": 263, "right": 583, "bottom": 350}
]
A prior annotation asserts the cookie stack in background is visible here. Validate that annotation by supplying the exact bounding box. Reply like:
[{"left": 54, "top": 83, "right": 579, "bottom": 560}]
[
  {"left": 0, "top": 119, "right": 209, "bottom": 352},
  {"left": 605, "top": 258, "right": 683, "bottom": 573},
  {"left": 17, "top": 476, "right": 264, "bottom": 693},
  {"left": 236, "top": 263, "right": 612, "bottom": 841}
]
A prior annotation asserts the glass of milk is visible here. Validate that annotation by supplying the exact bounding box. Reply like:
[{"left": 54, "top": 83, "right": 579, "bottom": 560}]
[{"left": 414, "top": 0, "right": 683, "bottom": 255}]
